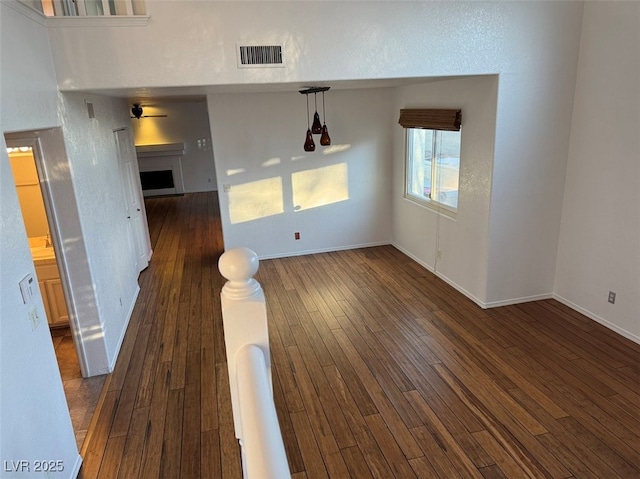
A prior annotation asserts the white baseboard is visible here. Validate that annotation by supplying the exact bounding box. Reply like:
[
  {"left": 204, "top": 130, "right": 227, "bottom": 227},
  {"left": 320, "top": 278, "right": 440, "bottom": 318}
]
[
  {"left": 553, "top": 294, "right": 640, "bottom": 345},
  {"left": 391, "top": 243, "right": 435, "bottom": 273},
  {"left": 108, "top": 284, "right": 140, "bottom": 372},
  {"left": 482, "top": 293, "right": 554, "bottom": 309},
  {"left": 68, "top": 454, "right": 82, "bottom": 479},
  {"left": 257, "top": 241, "right": 390, "bottom": 260}
]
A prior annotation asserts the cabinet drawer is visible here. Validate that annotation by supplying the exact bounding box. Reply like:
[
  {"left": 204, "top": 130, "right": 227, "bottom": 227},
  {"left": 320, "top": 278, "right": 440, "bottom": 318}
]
[
  {"left": 35, "top": 263, "right": 59, "bottom": 281},
  {"left": 45, "top": 279, "right": 69, "bottom": 326}
]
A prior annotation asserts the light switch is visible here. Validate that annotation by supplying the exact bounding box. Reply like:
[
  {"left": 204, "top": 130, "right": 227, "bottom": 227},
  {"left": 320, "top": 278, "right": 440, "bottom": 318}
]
[{"left": 19, "top": 274, "right": 36, "bottom": 304}]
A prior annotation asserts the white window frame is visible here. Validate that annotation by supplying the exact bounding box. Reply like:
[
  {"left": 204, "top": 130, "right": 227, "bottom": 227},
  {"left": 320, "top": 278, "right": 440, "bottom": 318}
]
[{"left": 404, "top": 127, "right": 461, "bottom": 218}]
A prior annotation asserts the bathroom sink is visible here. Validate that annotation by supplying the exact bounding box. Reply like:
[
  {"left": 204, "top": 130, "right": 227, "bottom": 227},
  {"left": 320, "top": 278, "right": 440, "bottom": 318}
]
[{"left": 31, "top": 245, "right": 55, "bottom": 260}]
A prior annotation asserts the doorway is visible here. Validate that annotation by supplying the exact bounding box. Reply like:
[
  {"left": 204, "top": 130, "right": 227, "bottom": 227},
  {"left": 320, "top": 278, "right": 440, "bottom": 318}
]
[{"left": 5, "top": 134, "right": 105, "bottom": 449}]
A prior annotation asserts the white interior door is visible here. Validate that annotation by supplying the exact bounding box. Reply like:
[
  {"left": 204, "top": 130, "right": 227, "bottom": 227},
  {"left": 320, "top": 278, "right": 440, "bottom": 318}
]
[{"left": 115, "top": 128, "right": 150, "bottom": 273}]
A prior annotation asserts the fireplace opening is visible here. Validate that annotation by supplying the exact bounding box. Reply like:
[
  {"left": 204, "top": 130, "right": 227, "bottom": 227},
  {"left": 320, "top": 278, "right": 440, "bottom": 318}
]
[{"left": 140, "top": 170, "right": 174, "bottom": 191}]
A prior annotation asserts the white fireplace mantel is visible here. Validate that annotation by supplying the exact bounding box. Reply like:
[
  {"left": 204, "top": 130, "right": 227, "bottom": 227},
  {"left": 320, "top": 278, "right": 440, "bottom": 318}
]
[
  {"left": 135, "top": 143, "right": 185, "bottom": 197},
  {"left": 135, "top": 142, "right": 184, "bottom": 158}
]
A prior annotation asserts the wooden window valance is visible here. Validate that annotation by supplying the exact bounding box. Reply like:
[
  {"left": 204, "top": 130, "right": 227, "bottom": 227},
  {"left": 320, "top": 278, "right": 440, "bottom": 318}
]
[{"left": 398, "top": 109, "right": 462, "bottom": 131}]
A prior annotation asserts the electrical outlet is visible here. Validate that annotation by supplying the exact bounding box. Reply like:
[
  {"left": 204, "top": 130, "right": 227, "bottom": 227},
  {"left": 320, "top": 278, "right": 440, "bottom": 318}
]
[
  {"left": 223, "top": 184, "right": 232, "bottom": 193},
  {"left": 295, "top": 232, "right": 300, "bottom": 240},
  {"left": 28, "top": 306, "right": 41, "bottom": 330},
  {"left": 608, "top": 291, "right": 616, "bottom": 304},
  {"left": 437, "top": 250, "right": 442, "bottom": 259}
]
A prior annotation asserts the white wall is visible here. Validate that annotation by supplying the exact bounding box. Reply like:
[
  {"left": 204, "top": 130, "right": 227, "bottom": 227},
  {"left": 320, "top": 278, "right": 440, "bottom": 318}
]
[
  {"left": 58, "top": 92, "right": 141, "bottom": 366},
  {"left": 47, "top": 2, "right": 575, "bottom": 91},
  {"left": 1, "top": 3, "right": 58, "bottom": 132},
  {"left": 555, "top": 2, "right": 640, "bottom": 342},
  {"left": 48, "top": 1, "right": 584, "bottom": 306},
  {"left": 392, "top": 76, "right": 498, "bottom": 305},
  {"left": 484, "top": 66, "right": 581, "bottom": 305},
  {"left": 0, "top": 2, "right": 80, "bottom": 475},
  {"left": 131, "top": 100, "right": 217, "bottom": 192},
  {"left": 208, "top": 88, "right": 393, "bottom": 257},
  {"left": 35, "top": 126, "right": 116, "bottom": 375}
]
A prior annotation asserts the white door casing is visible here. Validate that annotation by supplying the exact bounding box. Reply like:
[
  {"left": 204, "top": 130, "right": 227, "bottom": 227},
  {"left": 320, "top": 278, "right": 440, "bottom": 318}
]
[{"left": 114, "top": 128, "right": 150, "bottom": 273}]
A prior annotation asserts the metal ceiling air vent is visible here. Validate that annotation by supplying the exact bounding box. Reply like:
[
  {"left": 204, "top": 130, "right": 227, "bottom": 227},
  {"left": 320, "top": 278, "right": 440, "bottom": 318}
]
[{"left": 237, "top": 44, "right": 285, "bottom": 68}]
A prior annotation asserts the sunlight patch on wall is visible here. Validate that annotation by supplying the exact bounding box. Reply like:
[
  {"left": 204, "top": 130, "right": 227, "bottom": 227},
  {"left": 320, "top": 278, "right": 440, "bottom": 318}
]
[
  {"left": 292, "top": 163, "right": 349, "bottom": 212},
  {"left": 229, "top": 176, "right": 284, "bottom": 224},
  {"left": 262, "top": 158, "right": 281, "bottom": 167},
  {"left": 322, "top": 144, "right": 351, "bottom": 155},
  {"left": 227, "top": 168, "right": 246, "bottom": 176}
]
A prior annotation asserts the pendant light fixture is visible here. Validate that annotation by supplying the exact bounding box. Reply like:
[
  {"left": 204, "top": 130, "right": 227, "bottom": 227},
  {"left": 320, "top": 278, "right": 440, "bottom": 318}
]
[
  {"left": 303, "top": 93, "right": 315, "bottom": 152},
  {"left": 311, "top": 93, "right": 322, "bottom": 134},
  {"left": 299, "top": 86, "right": 331, "bottom": 152},
  {"left": 320, "top": 90, "right": 331, "bottom": 146}
]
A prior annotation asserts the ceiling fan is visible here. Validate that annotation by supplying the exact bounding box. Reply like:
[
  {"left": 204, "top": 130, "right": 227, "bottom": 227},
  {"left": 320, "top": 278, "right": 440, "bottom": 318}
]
[{"left": 130, "top": 103, "right": 168, "bottom": 119}]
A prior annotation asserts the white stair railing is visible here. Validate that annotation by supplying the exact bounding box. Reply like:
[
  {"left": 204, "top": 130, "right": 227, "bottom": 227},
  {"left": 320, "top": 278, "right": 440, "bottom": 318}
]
[
  {"left": 34, "top": 0, "right": 145, "bottom": 17},
  {"left": 218, "top": 248, "right": 291, "bottom": 479}
]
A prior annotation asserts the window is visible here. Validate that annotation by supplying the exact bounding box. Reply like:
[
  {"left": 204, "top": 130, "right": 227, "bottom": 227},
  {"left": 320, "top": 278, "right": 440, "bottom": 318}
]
[
  {"left": 405, "top": 128, "right": 461, "bottom": 211},
  {"left": 399, "top": 109, "right": 462, "bottom": 213}
]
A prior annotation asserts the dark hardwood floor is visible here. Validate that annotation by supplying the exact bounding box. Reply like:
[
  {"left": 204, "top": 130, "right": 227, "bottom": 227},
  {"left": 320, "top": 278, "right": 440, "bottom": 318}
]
[{"left": 79, "top": 191, "right": 640, "bottom": 478}]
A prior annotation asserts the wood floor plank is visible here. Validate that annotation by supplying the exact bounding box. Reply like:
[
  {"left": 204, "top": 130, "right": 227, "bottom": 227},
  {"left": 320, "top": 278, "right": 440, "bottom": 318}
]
[
  {"left": 160, "top": 388, "right": 184, "bottom": 479},
  {"left": 409, "top": 426, "right": 465, "bottom": 479},
  {"left": 288, "top": 324, "right": 356, "bottom": 449},
  {"left": 199, "top": 336, "right": 218, "bottom": 433},
  {"left": 404, "top": 391, "right": 486, "bottom": 479},
  {"left": 286, "top": 344, "right": 341, "bottom": 456},
  {"left": 506, "top": 386, "right": 624, "bottom": 479},
  {"left": 430, "top": 362, "right": 564, "bottom": 478},
  {"left": 373, "top": 325, "right": 491, "bottom": 445},
  {"left": 181, "top": 350, "right": 201, "bottom": 479},
  {"left": 80, "top": 390, "right": 119, "bottom": 479},
  {"left": 109, "top": 322, "right": 152, "bottom": 438},
  {"left": 96, "top": 436, "right": 126, "bottom": 479},
  {"left": 337, "top": 304, "right": 417, "bottom": 395},
  {"left": 483, "top": 319, "right": 640, "bottom": 466},
  {"left": 472, "top": 429, "right": 535, "bottom": 479},
  {"left": 139, "top": 361, "right": 172, "bottom": 479},
  {"left": 157, "top": 248, "right": 186, "bottom": 364},
  {"left": 341, "top": 445, "right": 375, "bottom": 479},
  {"left": 200, "top": 430, "right": 221, "bottom": 478},
  {"left": 409, "top": 455, "right": 448, "bottom": 479},
  {"left": 169, "top": 301, "right": 190, "bottom": 390},
  {"left": 535, "top": 432, "right": 612, "bottom": 479},
  {"left": 364, "top": 414, "right": 419, "bottom": 479},
  {"left": 331, "top": 327, "right": 424, "bottom": 459},
  {"left": 558, "top": 416, "right": 639, "bottom": 478},
  {"left": 323, "top": 365, "right": 396, "bottom": 479},
  {"left": 290, "top": 411, "right": 330, "bottom": 479},
  {"left": 108, "top": 305, "right": 145, "bottom": 392},
  {"left": 116, "top": 406, "right": 148, "bottom": 479},
  {"left": 272, "top": 362, "right": 306, "bottom": 473}
]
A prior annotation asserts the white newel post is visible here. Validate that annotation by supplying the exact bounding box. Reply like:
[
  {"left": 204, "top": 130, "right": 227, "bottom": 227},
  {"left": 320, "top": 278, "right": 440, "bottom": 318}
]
[
  {"left": 218, "top": 247, "right": 271, "bottom": 436},
  {"left": 219, "top": 248, "right": 290, "bottom": 479}
]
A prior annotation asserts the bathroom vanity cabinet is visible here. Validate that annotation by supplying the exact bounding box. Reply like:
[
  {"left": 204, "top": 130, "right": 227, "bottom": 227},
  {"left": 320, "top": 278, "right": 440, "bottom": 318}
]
[{"left": 34, "top": 256, "right": 69, "bottom": 327}]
